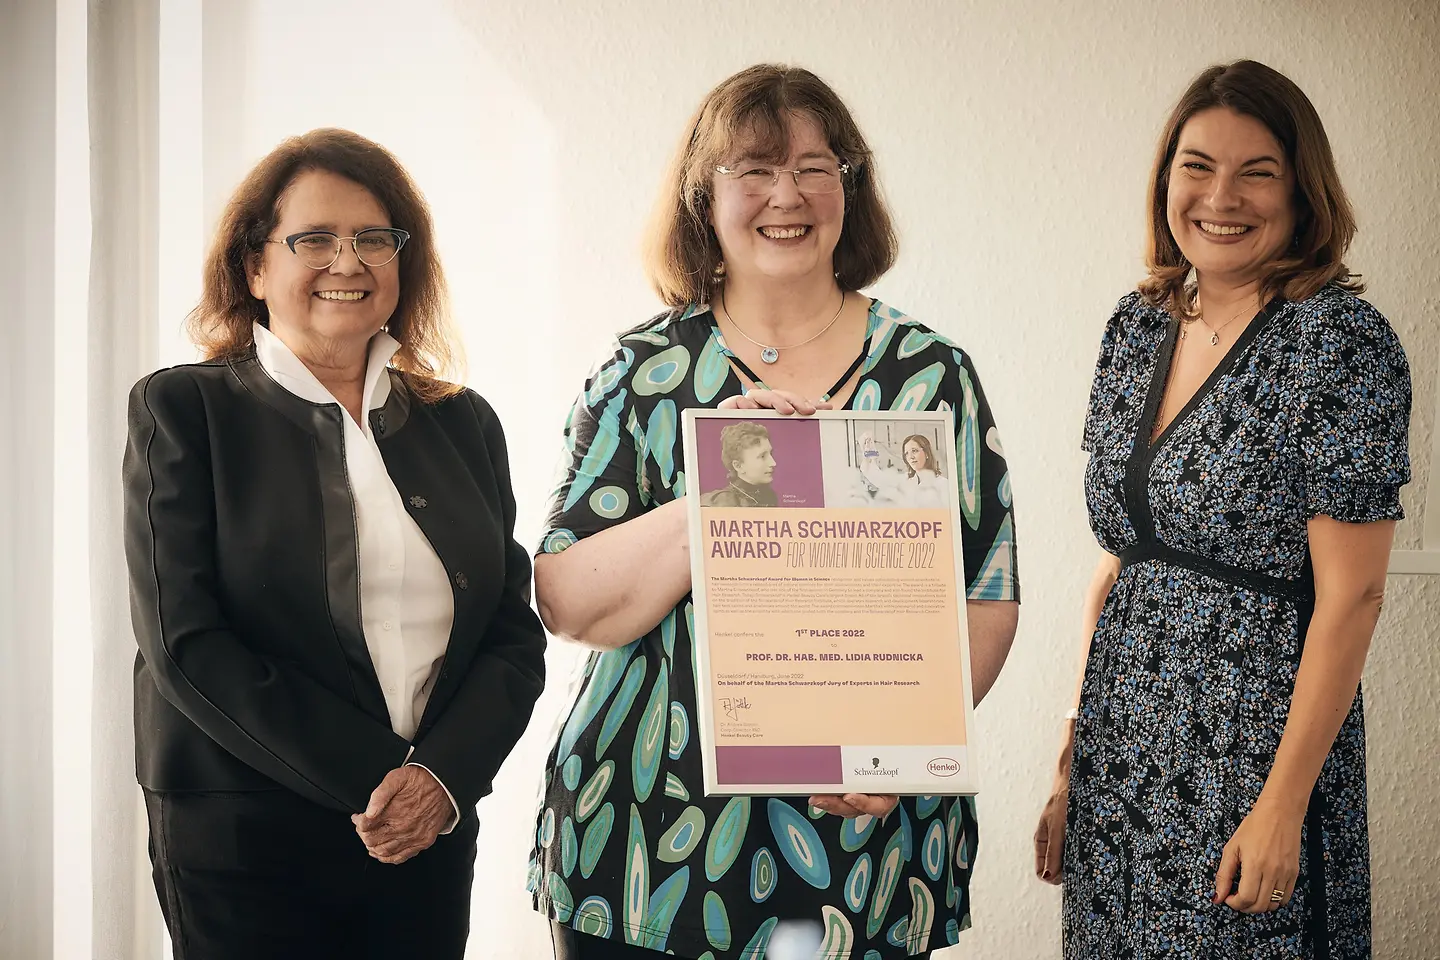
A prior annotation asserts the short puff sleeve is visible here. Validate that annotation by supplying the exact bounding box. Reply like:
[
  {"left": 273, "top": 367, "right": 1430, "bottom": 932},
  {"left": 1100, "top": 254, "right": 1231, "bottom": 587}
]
[{"left": 1297, "top": 296, "right": 1411, "bottom": 523}]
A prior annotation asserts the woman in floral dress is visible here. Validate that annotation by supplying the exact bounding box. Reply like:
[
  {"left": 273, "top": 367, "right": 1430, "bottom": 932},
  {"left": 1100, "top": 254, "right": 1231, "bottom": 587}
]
[{"left": 1034, "top": 60, "right": 1411, "bottom": 959}]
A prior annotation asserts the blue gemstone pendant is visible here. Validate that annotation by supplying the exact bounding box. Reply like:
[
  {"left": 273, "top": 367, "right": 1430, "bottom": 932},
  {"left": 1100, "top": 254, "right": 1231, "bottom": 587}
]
[{"left": 760, "top": 347, "right": 779, "bottom": 364}]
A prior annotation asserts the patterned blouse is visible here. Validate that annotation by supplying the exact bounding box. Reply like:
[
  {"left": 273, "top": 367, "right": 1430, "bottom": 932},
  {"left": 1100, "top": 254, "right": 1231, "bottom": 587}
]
[{"left": 530, "top": 299, "right": 1019, "bottom": 959}]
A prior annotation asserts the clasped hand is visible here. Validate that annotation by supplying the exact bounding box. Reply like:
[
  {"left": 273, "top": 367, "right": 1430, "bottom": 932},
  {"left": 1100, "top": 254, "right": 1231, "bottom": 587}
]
[{"left": 351, "top": 766, "right": 453, "bottom": 865}]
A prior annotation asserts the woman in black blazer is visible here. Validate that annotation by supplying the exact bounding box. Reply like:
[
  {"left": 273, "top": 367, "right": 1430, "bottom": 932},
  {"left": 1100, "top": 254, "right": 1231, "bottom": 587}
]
[{"left": 123, "top": 127, "right": 546, "bottom": 959}]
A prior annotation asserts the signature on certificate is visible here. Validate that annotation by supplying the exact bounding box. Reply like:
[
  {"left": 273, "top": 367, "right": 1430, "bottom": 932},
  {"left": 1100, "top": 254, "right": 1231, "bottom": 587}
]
[{"left": 720, "top": 696, "right": 752, "bottom": 721}]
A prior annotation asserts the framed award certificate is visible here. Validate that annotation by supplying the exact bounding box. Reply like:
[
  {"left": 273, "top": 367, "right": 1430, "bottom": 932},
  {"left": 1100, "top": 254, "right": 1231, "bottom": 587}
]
[{"left": 681, "top": 408, "right": 978, "bottom": 797}]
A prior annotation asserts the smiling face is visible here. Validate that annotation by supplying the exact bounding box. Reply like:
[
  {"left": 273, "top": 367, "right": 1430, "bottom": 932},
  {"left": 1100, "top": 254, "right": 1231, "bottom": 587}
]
[
  {"left": 732, "top": 439, "right": 776, "bottom": 485},
  {"left": 708, "top": 112, "right": 845, "bottom": 287},
  {"left": 1166, "top": 107, "right": 1298, "bottom": 289},
  {"left": 246, "top": 168, "right": 401, "bottom": 350}
]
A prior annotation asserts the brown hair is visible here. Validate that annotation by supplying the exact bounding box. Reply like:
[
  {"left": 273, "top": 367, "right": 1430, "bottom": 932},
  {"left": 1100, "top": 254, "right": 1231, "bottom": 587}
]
[
  {"left": 901, "top": 434, "right": 940, "bottom": 478},
  {"left": 643, "top": 64, "right": 898, "bottom": 307},
  {"left": 720, "top": 421, "right": 773, "bottom": 479},
  {"left": 1139, "top": 60, "right": 1362, "bottom": 316},
  {"left": 186, "top": 127, "right": 463, "bottom": 402}
]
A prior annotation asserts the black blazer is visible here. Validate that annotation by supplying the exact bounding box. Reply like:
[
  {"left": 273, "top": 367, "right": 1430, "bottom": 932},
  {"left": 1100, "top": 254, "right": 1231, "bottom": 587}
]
[{"left": 123, "top": 353, "right": 546, "bottom": 814}]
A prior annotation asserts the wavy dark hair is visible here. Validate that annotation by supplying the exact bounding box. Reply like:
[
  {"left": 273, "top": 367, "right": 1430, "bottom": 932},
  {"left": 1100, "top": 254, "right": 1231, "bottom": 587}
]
[{"left": 1139, "top": 60, "right": 1362, "bottom": 316}]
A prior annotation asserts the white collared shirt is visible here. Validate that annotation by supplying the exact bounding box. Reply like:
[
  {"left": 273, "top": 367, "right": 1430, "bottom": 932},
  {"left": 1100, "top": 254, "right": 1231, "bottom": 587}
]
[{"left": 254, "top": 322, "right": 459, "bottom": 823}]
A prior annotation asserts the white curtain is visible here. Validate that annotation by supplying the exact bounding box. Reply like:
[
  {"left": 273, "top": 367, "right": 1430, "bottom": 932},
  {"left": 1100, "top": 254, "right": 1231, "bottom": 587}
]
[
  {"left": 1, "top": 0, "right": 59, "bottom": 955},
  {"left": 1, "top": 0, "right": 166, "bottom": 956}
]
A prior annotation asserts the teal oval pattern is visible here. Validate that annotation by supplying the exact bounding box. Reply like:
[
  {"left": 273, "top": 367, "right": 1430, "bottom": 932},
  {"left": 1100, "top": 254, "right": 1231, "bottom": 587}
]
[
  {"left": 541, "top": 528, "right": 577, "bottom": 554},
  {"left": 643, "top": 865, "right": 689, "bottom": 951},
  {"left": 956, "top": 364, "right": 981, "bottom": 528},
  {"left": 561, "top": 816, "right": 578, "bottom": 878},
  {"left": 703, "top": 890, "right": 731, "bottom": 951},
  {"left": 867, "top": 826, "right": 906, "bottom": 938},
  {"left": 562, "top": 391, "right": 627, "bottom": 511},
  {"left": 636, "top": 345, "right": 691, "bottom": 397},
  {"left": 585, "top": 356, "right": 628, "bottom": 405},
  {"left": 886, "top": 916, "right": 910, "bottom": 948},
  {"left": 589, "top": 485, "right": 630, "bottom": 519},
  {"left": 667, "top": 701, "right": 689, "bottom": 759},
  {"left": 844, "top": 853, "right": 873, "bottom": 912},
  {"left": 946, "top": 917, "right": 961, "bottom": 944},
  {"left": 579, "top": 802, "right": 614, "bottom": 879},
  {"left": 899, "top": 804, "right": 914, "bottom": 861},
  {"left": 657, "top": 805, "right": 706, "bottom": 864},
  {"left": 851, "top": 378, "right": 882, "bottom": 411},
  {"left": 916, "top": 794, "right": 942, "bottom": 819},
  {"left": 631, "top": 662, "right": 669, "bottom": 803},
  {"left": 922, "top": 818, "right": 946, "bottom": 881},
  {"left": 595, "top": 657, "right": 647, "bottom": 761},
  {"left": 749, "top": 846, "right": 777, "bottom": 903},
  {"left": 704, "top": 797, "right": 751, "bottom": 882},
  {"left": 693, "top": 334, "right": 730, "bottom": 404},
  {"left": 623, "top": 805, "right": 649, "bottom": 945},
  {"left": 891, "top": 361, "right": 945, "bottom": 411},
  {"left": 646, "top": 400, "right": 678, "bottom": 485},
  {"left": 547, "top": 873, "right": 575, "bottom": 923},
  {"left": 738, "top": 917, "right": 778, "bottom": 960},
  {"left": 907, "top": 877, "right": 935, "bottom": 952},
  {"left": 664, "top": 771, "right": 689, "bottom": 802},
  {"left": 573, "top": 895, "right": 613, "bottom": 938},
  {"left": 562, "top": 754, "right": 583, "bottom": 791},
  {"left": 557, "top": 643, "right": 638, "bottom": 759},
  {"left": 538, "top": 807, "right": 556, "bottom": 849},
  {"left": 839, "top": 813, "right": 877, "bottom": 852},
  {"left": 819, "top": 905, "right": 855, "bottom": 956},
  {"left": 896, "top": 327, "right": 934, "bottom": 359},
  {"left": 766, "top": 799, "right": 831, "bottom": 889},
  {"left": 575, "top": 760, "right": 616, "bottom": 823}
]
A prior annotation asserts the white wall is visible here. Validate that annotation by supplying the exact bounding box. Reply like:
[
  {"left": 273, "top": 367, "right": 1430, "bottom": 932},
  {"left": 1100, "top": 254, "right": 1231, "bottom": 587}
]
[{"left": 183, "top": 0, "right": 1440, "bottom": 956}]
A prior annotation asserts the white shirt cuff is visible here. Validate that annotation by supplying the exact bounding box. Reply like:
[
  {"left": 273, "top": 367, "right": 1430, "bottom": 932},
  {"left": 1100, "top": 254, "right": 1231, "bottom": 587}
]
[{"left": 405, "top": 759, "right": 461, "bottom": 835}]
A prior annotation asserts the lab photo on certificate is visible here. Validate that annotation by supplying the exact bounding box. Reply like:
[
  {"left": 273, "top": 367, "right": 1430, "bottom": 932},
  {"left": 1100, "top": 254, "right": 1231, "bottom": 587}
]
[
  {"left": 693, "top": 416, "right": 825, "bottom": 508},
  {"left": 819, "top": 417, "right": 951, "bottom": 509}
]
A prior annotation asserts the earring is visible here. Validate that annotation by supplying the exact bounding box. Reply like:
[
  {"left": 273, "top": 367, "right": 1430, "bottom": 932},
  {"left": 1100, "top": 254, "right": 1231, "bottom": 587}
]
[{"left": 713, "top": 260, "right": 726, "bottom": 278}]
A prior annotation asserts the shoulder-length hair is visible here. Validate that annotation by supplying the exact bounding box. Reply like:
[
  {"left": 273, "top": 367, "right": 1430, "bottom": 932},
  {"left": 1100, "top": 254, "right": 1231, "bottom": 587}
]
[
  {"left": 643, "top": 63, "right": 898, "bottom": 307},
  {"left": 1139, "top": 60, "right": 1363, "bottom": 316},
  {"left": 901, "top": 434, "right": 940, "bottom": 477},
  {"left": 187, "top": 127, "right": 463, "bottom": 403}
]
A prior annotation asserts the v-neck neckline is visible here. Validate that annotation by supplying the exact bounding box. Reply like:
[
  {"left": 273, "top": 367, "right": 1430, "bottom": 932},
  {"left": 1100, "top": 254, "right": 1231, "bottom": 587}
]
[
  {"left": 1140, "top": 295, "right": 1285, "bottom": 453},
  {"left": 705, "top": 298, "right": 884, "bottom": 408}
]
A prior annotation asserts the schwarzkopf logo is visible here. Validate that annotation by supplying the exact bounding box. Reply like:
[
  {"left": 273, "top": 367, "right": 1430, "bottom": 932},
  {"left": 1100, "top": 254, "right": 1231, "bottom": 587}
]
[{"left": 855, "top": 756, "right": 899, "bottom": 778}]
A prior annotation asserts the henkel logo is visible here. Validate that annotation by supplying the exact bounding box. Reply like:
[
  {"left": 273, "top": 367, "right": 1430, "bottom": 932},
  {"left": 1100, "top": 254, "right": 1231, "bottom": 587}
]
[{"left": 927, "top": 757, "right": 961, "bottom": 777}]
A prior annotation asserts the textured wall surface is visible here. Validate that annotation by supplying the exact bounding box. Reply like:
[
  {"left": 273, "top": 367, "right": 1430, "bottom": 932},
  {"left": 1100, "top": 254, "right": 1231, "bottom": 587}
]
[{"left": 219, "top": 0, "right": 1440, "bottom": 955}]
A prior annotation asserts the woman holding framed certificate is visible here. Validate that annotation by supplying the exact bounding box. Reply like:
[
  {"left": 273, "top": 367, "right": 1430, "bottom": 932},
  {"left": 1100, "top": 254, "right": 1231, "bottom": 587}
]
[{"left": 530, "top": 64, "right": 1020, "bottom": 959}]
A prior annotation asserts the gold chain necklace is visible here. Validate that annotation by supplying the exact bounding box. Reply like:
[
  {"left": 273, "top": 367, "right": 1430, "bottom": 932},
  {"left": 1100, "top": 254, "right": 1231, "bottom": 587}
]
[{"left": 1181, "top": 299, "right": 1251, "bottom": 346}]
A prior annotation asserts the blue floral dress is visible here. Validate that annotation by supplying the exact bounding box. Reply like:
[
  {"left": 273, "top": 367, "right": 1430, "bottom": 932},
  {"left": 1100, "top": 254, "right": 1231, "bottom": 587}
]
[
  {"left": 1065, "top": 285, "right": 1411, "bottom": 958},
  {"left": 530, "top": 300, "right": 1020, "bottom": 959}
]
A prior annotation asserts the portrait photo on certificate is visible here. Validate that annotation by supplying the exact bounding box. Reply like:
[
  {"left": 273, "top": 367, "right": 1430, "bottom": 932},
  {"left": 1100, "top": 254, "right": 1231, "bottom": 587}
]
[{"left": 682, "top": 409, "right": 978, "bottom": 798}]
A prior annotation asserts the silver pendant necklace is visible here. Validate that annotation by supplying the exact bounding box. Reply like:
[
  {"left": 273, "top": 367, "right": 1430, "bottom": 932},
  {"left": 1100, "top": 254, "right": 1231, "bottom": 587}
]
[{"left": 720, "top": 289, "right": 846, "bottom": 364}]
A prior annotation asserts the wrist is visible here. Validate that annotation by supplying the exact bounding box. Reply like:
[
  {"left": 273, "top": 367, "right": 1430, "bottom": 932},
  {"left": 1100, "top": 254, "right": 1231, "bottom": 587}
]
[{"left": 1254, "top": 783, "right": 1310, "bottom": 820}]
